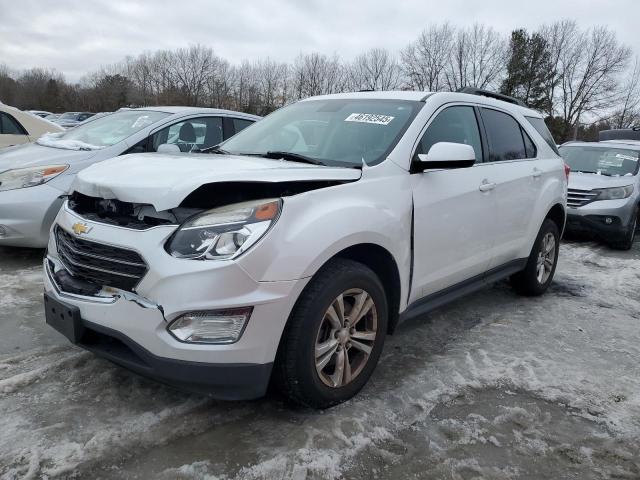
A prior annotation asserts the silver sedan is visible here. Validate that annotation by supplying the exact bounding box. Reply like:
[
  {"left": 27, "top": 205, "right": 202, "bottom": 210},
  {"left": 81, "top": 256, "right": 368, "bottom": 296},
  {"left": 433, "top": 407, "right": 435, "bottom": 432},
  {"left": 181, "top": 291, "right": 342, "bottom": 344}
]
[{"left": 0, "top": 107, "right": 259, "bottom": 247}]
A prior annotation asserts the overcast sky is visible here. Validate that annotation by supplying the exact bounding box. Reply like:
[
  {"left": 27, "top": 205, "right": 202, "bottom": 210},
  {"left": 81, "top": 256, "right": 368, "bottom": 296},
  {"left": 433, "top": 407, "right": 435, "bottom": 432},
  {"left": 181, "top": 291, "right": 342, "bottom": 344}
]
[{"left": 1, "top": 0, "right": 638, "bottom": 82}]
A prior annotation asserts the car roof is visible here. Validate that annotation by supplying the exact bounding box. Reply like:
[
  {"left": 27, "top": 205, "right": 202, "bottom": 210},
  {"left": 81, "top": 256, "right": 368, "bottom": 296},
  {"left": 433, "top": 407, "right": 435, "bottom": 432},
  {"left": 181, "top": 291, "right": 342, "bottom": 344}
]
[
  {"left": 299, "top": 90, "right": 543, "bottom": 117},
  {"left": 133, "top": 106, "right": 260, "bottom": 119},
  {"left": 560, "top": 140, "right": 640, "bottom": 151}
]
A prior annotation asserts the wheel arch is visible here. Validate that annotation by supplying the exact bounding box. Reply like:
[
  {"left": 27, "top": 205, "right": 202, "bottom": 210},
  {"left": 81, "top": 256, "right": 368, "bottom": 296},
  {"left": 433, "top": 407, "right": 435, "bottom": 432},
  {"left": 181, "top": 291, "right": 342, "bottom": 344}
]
[
  {"left": 332, "top": 243, "right": 402, "bottom": 334},
  {"left": 545, "top": 203, "right": 566, "bottom": 236}
]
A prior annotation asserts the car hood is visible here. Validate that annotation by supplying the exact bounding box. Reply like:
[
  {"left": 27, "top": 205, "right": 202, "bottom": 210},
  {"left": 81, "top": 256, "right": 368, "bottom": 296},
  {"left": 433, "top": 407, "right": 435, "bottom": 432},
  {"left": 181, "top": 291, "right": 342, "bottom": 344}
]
[
  {"left": 0, "top": 143, "right": 96, "bottom": 171},
  {"left": 72, "top": 153, "right": 362, "bottom": 211},
  {"left": 568, "top": 171, "right": 637, "bottom": 190}
]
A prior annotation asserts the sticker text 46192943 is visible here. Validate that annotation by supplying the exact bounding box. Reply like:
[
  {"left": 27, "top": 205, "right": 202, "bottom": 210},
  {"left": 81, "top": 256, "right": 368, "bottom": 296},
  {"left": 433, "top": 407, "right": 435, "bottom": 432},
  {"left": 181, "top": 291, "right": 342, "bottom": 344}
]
[{"left": 344, "top": 113, "right": 395, "bottom": 125}]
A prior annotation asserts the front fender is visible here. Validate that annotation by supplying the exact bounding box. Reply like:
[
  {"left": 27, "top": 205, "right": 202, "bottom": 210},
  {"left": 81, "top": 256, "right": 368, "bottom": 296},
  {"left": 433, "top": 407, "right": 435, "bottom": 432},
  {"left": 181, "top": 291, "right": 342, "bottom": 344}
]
[{"left": 236, "top": 174, "right": 413, "bottom": 305}]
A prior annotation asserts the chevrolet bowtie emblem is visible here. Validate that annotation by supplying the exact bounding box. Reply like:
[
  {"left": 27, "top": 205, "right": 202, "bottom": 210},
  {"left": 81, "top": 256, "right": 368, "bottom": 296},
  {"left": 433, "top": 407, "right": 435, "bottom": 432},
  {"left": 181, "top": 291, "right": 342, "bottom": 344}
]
[{"left": 71, "top": 222, "right": 92, "bottom": 235}]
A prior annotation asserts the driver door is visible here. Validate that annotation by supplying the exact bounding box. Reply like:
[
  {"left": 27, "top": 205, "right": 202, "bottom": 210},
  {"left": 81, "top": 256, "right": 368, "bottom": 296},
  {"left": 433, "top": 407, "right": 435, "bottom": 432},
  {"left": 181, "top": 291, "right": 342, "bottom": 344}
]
[{"left": 410, "top": 105, "right": 496, "bottom": 302}]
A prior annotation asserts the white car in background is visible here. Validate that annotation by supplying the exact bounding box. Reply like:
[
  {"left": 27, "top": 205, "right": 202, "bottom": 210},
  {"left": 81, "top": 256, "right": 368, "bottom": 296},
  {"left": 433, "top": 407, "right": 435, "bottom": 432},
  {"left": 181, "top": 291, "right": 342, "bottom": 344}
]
[
  {"left": 0, "top": 107, "right": 259, "bottom": 247},
  {"left": 0, "top": 104, "right": 63, "bottom": 148},
  {"left": 27, "top": 110, "right": 53, "bottom": 118}
]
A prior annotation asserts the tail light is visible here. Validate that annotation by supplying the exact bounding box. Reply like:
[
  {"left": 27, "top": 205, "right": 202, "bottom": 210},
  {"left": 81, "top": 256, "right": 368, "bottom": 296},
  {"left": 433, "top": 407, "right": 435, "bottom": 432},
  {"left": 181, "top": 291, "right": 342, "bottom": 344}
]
[{"left": 564, "top": 163, "right": 571, "bottom": 181}]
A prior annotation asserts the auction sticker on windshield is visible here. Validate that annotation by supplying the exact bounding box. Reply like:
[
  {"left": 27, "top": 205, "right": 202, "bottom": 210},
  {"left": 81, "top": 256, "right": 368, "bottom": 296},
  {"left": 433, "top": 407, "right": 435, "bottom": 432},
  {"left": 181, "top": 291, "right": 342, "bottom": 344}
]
[{"left": 345, "top": 113, "right": 395, "bottom": 125}]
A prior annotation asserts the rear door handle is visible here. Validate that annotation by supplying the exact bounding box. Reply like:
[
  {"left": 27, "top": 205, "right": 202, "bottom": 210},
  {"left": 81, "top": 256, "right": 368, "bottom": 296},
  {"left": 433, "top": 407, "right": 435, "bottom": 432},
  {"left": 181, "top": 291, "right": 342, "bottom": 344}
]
[
  {"left": 479, "top": 180, "right": 496, "bottom": 192},
  {"left": 532, "top": 168, "right": 542, "bottom": 178}
]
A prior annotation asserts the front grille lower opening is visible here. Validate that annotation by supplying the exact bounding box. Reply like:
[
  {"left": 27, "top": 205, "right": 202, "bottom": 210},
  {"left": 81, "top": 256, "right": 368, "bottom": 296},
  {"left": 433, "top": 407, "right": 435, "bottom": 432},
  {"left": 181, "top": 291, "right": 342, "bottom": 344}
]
[{"left": 80, "top": 327, "right": 150, "bottom": 369}]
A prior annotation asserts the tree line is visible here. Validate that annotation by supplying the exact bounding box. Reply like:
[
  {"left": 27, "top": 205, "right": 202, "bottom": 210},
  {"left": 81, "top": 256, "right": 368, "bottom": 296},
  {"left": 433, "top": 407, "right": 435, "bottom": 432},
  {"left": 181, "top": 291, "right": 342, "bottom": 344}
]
[{"left": 1, "top": 20, "right": 638, "bottom": 143}]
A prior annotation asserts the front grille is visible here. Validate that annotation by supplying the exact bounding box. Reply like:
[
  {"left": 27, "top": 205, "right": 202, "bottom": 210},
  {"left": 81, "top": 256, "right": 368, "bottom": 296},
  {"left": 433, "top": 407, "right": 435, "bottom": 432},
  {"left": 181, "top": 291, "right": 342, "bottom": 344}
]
[
  {"left": 54, "top": 226, "right": 148, "bottom": 292},
  {"left": 567, "top": 188, "right": 599, "bottom": 208}
]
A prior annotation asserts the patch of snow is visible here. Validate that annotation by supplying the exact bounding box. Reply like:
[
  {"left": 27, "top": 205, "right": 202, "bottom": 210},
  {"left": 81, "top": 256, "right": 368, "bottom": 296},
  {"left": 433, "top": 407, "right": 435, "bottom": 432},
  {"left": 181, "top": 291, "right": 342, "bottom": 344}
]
[{"left": 36, "top": 132, "right": 105, "bottom": 151}]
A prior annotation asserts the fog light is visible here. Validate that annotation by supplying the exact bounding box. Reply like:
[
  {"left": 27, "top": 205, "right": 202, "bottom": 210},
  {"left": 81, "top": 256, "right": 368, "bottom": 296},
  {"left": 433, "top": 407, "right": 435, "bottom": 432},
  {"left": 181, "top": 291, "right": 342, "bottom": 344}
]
[
  {"left": 167, "top": 307, "right": 253, "bottom": 344},
  {"left": 0, "top": 226, "right": 7, "bottom": 237},
  {"left": 605, "top": 217, "right": 613, "bottom": 224}
]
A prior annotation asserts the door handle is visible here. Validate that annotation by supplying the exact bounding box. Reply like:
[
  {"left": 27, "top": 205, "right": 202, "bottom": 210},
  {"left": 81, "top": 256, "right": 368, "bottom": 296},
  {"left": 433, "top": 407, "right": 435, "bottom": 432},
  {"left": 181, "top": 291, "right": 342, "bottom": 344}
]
[
  {"left": 532, "top": 168, "right": 542, "bottom": 178},
  {"left": 479, "top": 180, "right": 496, "bottom": 192}
]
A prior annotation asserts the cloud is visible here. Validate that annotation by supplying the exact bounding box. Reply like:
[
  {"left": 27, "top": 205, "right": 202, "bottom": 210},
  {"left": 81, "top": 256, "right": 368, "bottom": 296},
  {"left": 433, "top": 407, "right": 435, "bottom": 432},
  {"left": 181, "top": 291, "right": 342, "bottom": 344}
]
[{"left": 0, "top": 0, "right": 638, "bottom": 81}]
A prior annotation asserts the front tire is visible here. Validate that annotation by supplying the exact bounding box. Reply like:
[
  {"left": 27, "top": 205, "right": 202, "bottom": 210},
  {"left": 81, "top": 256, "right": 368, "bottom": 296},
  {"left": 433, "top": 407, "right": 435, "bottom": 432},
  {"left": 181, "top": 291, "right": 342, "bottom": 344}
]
[
  {"left": 610, "top": 208, "right": 637, "bottom": 251},
  {"left": 510, "top": 219, "right": 560, "bottom": 296},
  {"left": 274, "top": 259, "right": 388, "bottom": 408}
]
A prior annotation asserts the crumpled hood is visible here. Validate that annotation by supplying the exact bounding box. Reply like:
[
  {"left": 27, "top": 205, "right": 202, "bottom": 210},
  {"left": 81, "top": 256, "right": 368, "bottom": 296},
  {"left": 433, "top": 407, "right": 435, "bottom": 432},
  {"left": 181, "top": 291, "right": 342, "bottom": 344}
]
[
  {"left": 0, "top": 142, "right": 95, "bottom": 171},
  {"left": 72, "top": 153, "right": 362, "bottom": 211},
  {"left": 568, "top": 171, "right": 637, "bottom": 190}
]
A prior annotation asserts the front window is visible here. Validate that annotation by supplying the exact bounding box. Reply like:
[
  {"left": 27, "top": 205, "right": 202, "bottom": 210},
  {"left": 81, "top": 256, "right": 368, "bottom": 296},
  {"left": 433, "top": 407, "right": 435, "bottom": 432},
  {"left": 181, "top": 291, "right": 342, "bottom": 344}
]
[
  {"left": 221, "top": 99, "right": 422, "bottom": 167},
  {"left": 37, "top": 110, "right": 170, "bottom": 150},
  {"left": 559, "top": 145, "right": 640, "bottom": 176}
]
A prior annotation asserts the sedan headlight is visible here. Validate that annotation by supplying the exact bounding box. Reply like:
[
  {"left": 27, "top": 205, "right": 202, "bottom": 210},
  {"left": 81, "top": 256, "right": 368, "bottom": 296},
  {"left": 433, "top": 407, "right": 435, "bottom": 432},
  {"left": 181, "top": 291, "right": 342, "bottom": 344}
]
[
  {"left": 0, "top": 165, "right": 69, "bottom": 192},
  {"left": 166, "top": 198, "right": 282, "bottom": 260},
  {"left": 595, "top": 185, "right": 634, "bottom": 200}
]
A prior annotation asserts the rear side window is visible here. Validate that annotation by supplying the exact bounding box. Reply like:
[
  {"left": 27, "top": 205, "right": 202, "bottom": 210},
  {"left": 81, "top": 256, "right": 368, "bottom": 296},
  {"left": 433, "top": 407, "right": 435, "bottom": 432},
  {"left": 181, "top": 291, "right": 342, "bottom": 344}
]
[
  {"left": 526, "top": 116, "right": 560, "bottom": 155},
  {"left": 0, "top": 113, "right": 26, "bottom": 135},
  {"left": 232, "top": 118, "right": 253, "bottom": 135},
  {"left": 415, "top": 106, "right": 483, "bottom": 163},
  {"left": 481, "top": 108, "right": 533, "bottom": 162}
]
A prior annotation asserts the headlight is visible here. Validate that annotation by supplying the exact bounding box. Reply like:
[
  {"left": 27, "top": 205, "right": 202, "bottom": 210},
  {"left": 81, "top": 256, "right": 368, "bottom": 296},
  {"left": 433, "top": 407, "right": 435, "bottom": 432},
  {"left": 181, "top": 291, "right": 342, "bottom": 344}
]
[
  {"left": 594, "top": 185, "right": 634, "bottom": 200},
  {"left": 0, "top": 165, "right": 69, "bottom": 192},
  {"left": 166, "top": 198, "right": 281, "bottom": 260}
]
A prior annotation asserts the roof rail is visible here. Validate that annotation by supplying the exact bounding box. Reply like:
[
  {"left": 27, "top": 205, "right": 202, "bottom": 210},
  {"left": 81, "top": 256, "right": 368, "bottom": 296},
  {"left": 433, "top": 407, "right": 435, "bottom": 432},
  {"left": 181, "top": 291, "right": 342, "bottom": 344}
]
[{"left": 456, "top": 87, "right": 527, "bottom": 107}]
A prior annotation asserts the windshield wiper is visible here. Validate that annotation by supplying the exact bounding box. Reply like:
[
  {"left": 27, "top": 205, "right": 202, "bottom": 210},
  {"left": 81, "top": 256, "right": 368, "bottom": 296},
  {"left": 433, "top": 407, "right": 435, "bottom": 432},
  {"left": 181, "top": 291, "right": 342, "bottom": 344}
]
[
  {"left": 198, "top": 144, "right": 230, "bottom": 154},
  {"left": 262, "top": 151, "right": 325, "bottom": 166}
]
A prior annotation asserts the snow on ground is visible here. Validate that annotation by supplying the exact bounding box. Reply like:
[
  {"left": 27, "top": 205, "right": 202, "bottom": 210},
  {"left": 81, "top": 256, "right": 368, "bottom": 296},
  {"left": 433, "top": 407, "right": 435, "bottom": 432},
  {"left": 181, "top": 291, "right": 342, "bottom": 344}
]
[{"left": 0, "top": 241, "right": 639, "bottom": 479}]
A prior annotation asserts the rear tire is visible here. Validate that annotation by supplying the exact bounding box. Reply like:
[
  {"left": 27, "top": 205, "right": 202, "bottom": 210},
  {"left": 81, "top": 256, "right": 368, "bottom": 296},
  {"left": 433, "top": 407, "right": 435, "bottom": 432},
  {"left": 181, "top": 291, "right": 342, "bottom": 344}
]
[
  {"left": 610, "top": 208, "right": 637, "bottom": 251},
  {"left": 510, "top": 219, "right": 560, "bottom": 296},
  {"left": 273, "top": 258, "right": 388, "bottom": 409}
]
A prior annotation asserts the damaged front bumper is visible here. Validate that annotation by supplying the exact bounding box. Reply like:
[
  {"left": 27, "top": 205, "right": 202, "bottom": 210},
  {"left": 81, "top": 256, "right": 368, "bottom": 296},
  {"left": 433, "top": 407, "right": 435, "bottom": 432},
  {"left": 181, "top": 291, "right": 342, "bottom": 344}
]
[{"left": 44, "top": 206, "right": 309, "bottom": 399}]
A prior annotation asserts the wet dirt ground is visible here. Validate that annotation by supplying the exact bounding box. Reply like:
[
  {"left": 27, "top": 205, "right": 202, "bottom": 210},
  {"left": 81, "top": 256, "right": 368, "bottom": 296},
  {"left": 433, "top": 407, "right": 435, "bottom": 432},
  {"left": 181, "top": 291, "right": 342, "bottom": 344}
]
[{"left": 1, "top": 240, "right": 639, "bottom": 479}]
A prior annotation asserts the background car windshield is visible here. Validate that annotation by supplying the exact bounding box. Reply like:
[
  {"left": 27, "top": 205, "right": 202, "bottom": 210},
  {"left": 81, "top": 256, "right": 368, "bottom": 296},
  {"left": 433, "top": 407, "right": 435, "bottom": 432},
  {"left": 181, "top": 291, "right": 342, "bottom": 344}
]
[
  {"left": 57, "top": 110, "right": 169, "bottom": 147},
  {"left": 221, "top": 99, "right": 422, "bottom": 166},
  {"left": 559, "top": 145, "right": 640, "bottom": 176},
  {"left": 58, "top": 112, "right": 79, "bottom": 120}
]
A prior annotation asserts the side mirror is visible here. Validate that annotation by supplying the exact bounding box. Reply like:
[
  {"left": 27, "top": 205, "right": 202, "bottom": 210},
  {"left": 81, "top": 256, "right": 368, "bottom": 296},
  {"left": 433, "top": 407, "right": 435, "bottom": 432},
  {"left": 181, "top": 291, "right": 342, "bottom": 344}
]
[
  {"left": 157, "top": 143, "right": 181, "bottom": 154},
  {"left": 415, "top": 142, "right": 476, "bottom": 171}
]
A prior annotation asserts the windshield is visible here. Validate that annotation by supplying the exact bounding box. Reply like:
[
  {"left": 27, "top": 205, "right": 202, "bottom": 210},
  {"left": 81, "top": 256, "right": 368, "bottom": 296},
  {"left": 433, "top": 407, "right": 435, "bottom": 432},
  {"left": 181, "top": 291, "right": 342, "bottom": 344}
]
[
  {"left": 221, "top": 99, "right": 422, "bottom": 167},
  {"left": 559, "top": 145, "right": 640, "bottom": 176},
  {"left": 37, "top": 110, "right": 170, "bottom": 150}
]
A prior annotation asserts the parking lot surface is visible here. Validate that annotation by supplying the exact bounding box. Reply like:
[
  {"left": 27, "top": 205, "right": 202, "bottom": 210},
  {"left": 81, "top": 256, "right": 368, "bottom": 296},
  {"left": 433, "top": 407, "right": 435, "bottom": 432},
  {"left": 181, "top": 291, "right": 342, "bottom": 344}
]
[{"left": 1, "top": 241, "right": 639, "bottom": 479}]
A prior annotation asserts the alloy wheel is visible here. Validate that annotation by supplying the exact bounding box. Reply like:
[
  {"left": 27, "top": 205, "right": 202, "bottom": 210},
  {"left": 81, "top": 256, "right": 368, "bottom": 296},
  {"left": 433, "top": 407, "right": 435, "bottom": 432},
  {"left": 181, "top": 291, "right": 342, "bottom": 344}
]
[
  {"left": 314, "top": 288, "right": 378, "bottom": 388},
  {"left": 536, "top": 232, "right": 556, "bottom": 284}
]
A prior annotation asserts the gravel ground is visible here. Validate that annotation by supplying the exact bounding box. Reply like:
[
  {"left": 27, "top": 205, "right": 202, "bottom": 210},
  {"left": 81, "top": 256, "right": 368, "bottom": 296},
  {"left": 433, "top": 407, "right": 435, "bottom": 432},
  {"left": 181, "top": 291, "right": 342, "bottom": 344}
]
[{"left": 1, "top": 240, "right": 639, "bottom": 479}]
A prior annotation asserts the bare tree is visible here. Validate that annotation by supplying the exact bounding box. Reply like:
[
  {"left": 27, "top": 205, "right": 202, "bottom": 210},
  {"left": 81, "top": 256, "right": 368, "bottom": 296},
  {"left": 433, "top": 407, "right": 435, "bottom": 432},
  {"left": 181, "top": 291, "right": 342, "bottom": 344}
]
[
  {"left": 401, "top": 23, "right": 454, "bottom": 91},
  {"left": 445, "top": 24, "right": 507, "bottom": 91},
  {"left": 552, "top": 25, "right": 631, "bottom": 139},
  {"left": 292, "top": 53, "right": 346, "bottom": 99},
  {"left": 348, "top": 48, "right": 402, "bottom": 91},
  {"left": 611, "top": 57, "right": 640, "bottom": 128}
]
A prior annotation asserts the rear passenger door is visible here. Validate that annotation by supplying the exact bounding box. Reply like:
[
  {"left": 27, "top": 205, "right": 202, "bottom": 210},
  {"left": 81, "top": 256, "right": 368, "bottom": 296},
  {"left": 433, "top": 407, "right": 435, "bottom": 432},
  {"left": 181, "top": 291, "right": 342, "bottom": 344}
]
[{"left": 478, "top": 107, "right": 539, "bottom": 267}]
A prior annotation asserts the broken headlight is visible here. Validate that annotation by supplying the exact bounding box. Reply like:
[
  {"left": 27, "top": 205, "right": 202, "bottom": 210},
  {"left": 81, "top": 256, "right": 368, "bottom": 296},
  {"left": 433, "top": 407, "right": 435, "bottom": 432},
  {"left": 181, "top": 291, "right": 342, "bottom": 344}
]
[{"left": 166, "top": 198, "right": 281, "bottom": 260}]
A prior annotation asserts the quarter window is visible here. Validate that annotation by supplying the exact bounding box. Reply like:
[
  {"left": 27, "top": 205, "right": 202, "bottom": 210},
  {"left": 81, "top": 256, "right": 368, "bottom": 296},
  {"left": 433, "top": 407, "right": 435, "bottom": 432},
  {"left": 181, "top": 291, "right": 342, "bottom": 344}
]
[
  {"left": 0, "top": 113, "right": 26, "bottom": 135},
  {"left": 415, "top": 106, "right": 483, "bottom": 163},
  {"left": 481, "top": 108, "right": 534, "bottom": 162},
  {"left": 232, "top": 118, "right": 253, "bottom": 135},
  {"left": 152, "top": 117, "right": 223, "bottom": 152}
]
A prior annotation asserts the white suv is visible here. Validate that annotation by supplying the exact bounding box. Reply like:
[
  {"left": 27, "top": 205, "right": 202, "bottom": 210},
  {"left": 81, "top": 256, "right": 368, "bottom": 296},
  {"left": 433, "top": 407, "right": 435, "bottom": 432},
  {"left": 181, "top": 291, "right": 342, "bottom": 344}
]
[{"left": 43, "top": 90, "right": 567, "bottom": 408}]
